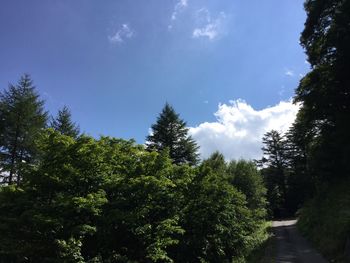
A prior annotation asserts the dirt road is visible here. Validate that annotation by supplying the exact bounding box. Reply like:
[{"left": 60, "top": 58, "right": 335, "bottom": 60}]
[{"left": 264, "top": 219, "right": 328, "bottom": 263}]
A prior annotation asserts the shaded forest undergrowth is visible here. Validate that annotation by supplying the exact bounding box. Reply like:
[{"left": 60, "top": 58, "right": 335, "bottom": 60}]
[{"left": 298, "top": 178, "right": 350, "bottom": 262}]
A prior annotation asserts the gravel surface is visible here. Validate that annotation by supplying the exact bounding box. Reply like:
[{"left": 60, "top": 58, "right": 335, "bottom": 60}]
[{"left": 264, "top": 219, "right": 328, "bottom": 263}]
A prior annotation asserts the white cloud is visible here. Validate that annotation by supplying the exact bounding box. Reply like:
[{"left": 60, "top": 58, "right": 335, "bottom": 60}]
[
  {"left": 168, "top": 0, "right": 188, "bottom": 29},
  {"left": 189, "top": 99, "right": 299, "bottom": 160},
  {"left": 285, "top": 69, "right": 294, "bottom": 77},
  {"left": 108, "top": 24, "right": 134, "bottom": 44},
  {"left": 192, "top": 9, "right": 226, "bottom": 40}
]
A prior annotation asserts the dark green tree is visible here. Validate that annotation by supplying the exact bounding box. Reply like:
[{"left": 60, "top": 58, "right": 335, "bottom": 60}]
[
  {"left": 259, "top": 130, "right": 288, "bottom": 217},
  {"left": 0, "top": 74, "right": 47, "bottom": 184},
  {"left": 50, "top": 106, "right": 80, "bottom": 138},
  {"left": 283, "top": 113, "right": 314, "bottom": 213},
  {"left": 294, "top": 0, "right": 350, "bottom": 182},
  {"left": 146, "top": 103, "right": 199, "bottom": 166}
]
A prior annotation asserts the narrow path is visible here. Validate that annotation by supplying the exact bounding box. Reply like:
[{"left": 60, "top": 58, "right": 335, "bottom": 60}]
[{"left": 266, "top": 219, "right": 328, "bottom": 263}]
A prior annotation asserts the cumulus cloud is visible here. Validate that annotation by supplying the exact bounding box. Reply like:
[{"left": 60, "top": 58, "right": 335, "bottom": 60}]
[
  {"left": 189, "top": 99, "right": 299, "bottom": 160},
  {"left": 192, "top": 9, "right": 226, "bottom": 40},
  {"left": 108, "top": 24, "right": 134, "bottom": 44},
  {"left": 168, "top": 0, "right": 188, "bottom": 30}
]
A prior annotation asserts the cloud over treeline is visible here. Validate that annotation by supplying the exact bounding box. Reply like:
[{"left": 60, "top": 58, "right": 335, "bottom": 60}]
[{"left": 189, "top": 99, "right": 299, "bottom": 160}]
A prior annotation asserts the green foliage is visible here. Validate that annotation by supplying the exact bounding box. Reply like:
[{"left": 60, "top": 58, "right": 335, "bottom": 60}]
[
  {"left": 173, "top": 152, "right": 267, "bottom": 263},
  {"left": 0, "top": 130, "right": 109, "bottom": 262},
  {"left": 51, "top": 106, "right": 80, "bottom": 138},
  {"left": 93, "top": 147, "right": 187, "bottom": 262},
  {"left": 0, "top": 131, "right": 268, "bottom": 262},
  {"left": 146, "top": 103, "right": 199, "bottom": 166},
  {"left": 0, "top": 75, "right": 269, "bottom": 262},
  {"left": 0, "top": 74, "right": 48, "bottom": 184},
  {"left": 298, "top": 179, "right": 350, "bottom": 262},
  {"left": 229, "top": 160, "right": 267, "bottom": 218}
]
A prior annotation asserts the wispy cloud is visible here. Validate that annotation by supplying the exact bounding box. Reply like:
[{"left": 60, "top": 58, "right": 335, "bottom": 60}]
[
  {"left": 189, "top": 99, "right": 299, "bottom": 160},
  {"left": 285, "top": 69, "right": 294, "bottom": 77},
  {"left": 192, "top": 9, "right": 226, "bottom": 40},
  {"left": 168, "top": 0, "right": 188, "bottom": 30},
  {"left": 108, "top": 24, "right": 134, "bottom": 44},
  {"left": 279, "top": 85, "right": 286, "bottom": 97}
]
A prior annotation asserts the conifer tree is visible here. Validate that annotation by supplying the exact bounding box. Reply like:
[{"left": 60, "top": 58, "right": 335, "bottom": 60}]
[
  {"left": 50, "top": 106, "right": 80, "bottom": 138},
  {"left": 0, "top": 74, "right": 48, "bottom": 184},
  {"left": 259, "top": 130, "right": 288, "bottom": 217},
  {"left": 146, "top": 103, "right": 199, "bottom": 165}
]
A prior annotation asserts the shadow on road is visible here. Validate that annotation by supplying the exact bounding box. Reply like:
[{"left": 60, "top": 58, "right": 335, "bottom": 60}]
[{"left": 270, "top": 219, "right": 328, "bottom": 263}]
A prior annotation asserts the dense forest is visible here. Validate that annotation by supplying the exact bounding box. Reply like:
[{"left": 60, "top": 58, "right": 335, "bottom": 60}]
[{"left": 0, "top": 0, "right": 349, "bottom": 262}]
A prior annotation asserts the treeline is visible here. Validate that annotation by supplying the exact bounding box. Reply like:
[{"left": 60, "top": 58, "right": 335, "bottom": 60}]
[
  {"left": 0, "top": 78, "right": 267, "bottom": 262},
  {"left": 259, "top": 0, "right": 350, "bottom": 261}
]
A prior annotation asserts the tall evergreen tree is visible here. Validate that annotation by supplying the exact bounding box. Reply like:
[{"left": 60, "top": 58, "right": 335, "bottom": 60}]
[
  {"left": 146, "top": 103, "right": 199, "bottom": 165},
  {"left": 259, "top": 130, "right": 288, "bottom": 217},
  {"left": 0, "top": 74, "right": 48, "bottom": 184},
  {"left": 50, "top": 106, "right": 80, "bottom": 138}
]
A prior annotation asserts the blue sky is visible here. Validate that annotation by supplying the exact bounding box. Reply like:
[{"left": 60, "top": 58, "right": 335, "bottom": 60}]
[{"left": 0, "top": 0, "right": 310, "bottom": 159}]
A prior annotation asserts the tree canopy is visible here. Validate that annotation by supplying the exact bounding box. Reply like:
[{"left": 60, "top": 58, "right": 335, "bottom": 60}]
[
  {"left": 0, "top": 131, "right": 268, "bottom": 262},
  {"left": 295, "top": 0, "right": 350, "bottom": 182},
  {"left": 146, "top": 103, "right": 199, "bottom": 166}
]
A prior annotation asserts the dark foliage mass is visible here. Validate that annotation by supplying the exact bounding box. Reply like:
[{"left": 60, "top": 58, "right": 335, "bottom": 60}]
[{"left": 295, "top": 0, "right": 350, "bottom": 261}]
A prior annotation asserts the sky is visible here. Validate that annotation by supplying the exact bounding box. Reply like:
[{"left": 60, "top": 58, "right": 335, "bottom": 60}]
[{"left": 0, "top": 0, "right": 310, "bottom": 160}]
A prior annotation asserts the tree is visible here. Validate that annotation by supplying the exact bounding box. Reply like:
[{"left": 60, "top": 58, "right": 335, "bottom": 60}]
[
  {"left": 146, "top": 103, "right": 199, "bottom": 166},
  {"left": 283, "top": 113, "right": 314, "bottom": 212},
  {"left": 294, "top": 0, "right": 350, "bottom": 182},
  {"left": 259, "top": 130, "right": 288, "bottom": 217},
  {"left": 0, "top": 74, "right": 47, "bottom": 184},
  {"left": 230, "top": 160, "right": 266, "bottom": 217},
  {"left": 50, "top": 106, "right": 80, "bottom": 138},
  {"left": 177, "top": 158, "right": 256, "bottom": 263}
]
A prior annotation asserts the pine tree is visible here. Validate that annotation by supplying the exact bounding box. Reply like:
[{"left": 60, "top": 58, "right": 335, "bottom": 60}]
[
  {"left": 50, "top": 106, "right": 80, "bottom": 138},
  {"left": 0, "top": 74, "right": 48, "bottom": 184},
  {"left": 146, "top": 103, "right": 199, "bottom": 165},
  {"left": 259, "top": 130, "right": 288, "bottom": 217}
]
